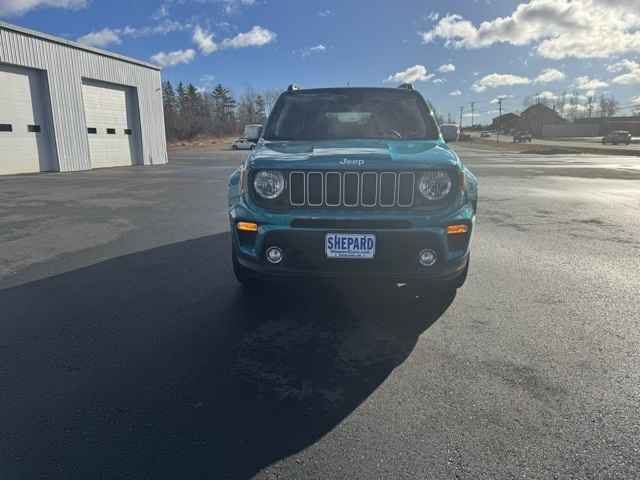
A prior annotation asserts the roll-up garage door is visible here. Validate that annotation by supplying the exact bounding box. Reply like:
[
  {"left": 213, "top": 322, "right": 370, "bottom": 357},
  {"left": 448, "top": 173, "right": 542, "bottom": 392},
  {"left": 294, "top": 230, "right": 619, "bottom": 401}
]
[
  {"left": 0, "top": 63, "right": 56, "bottom": 175},
  {"left": 82, "top": 80, "right": 139, "bottom": 169}
]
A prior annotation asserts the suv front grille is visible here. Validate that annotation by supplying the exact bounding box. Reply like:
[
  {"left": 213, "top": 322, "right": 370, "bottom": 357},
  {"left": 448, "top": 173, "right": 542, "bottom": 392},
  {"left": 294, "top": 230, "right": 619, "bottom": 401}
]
[{"left": 288, "top": 171, "right": 416, "bottom": 208}]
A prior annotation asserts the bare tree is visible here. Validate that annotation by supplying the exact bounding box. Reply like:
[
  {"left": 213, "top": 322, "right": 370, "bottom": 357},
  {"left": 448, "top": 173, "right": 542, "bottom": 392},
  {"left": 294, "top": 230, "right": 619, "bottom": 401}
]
[
  {"left": 598, "top": 95, "right": 618, "bottom": 118},
  {"left": 586, "top": 96, "right": 595, "bottom": 119},
  {"left": 263, "top": 89, "right": 282, "bottom": 117},
  {"left": 556, "top": 91, "right": 568, "bottom": 118}
]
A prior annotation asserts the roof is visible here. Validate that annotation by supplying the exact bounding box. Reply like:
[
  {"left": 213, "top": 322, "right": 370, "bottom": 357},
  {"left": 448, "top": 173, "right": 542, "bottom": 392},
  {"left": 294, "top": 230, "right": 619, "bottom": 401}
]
[
  {"left": 521, "top": 103, "right": 562, "bottom": 118},
  {"left": 284, "top": 87, "right": 420, "bottom": 94},
  {"left": 0, "top": 21, "right": 160, "bottom": 71}
]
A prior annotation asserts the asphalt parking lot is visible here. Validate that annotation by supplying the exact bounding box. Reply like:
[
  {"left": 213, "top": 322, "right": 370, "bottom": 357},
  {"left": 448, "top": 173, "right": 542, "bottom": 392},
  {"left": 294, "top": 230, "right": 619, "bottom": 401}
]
[{"left": 1, "top": 145, "right": 639, "bottom": 479}]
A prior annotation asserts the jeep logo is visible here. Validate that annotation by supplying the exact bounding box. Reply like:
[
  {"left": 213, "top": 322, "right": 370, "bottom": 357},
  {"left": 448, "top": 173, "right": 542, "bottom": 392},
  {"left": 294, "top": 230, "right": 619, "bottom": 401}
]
[{"left": 339, "top": 159, "right": 365, "bottom": 167}]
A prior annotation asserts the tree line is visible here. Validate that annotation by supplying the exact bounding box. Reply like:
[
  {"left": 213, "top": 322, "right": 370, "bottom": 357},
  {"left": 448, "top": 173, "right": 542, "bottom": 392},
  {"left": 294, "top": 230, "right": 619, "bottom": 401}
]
[
  {"left": 523, "top": 92, "right": 622, "bottom": 121},
  {"left": 162, "top": 81, "right": 280, "bottom": 142}
]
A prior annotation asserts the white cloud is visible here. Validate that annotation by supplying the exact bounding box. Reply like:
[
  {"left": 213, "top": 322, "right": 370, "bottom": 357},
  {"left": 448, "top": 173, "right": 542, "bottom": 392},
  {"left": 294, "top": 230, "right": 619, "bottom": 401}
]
[
  {"left": 77, "top": 28, "right": 121, "bottom": 48},
  {"left": 318, "top": 9, "right": 333, "bottom": 17},
  {"left": 472, "top": 73, "right": 530, "bottom": 92},
  {"left": 432, "top": 78, "right": 446, "bottom": 84},
  {"left": 193, "top": 26, "right": 218, "bottom": 54},
  {"left": 152, "top": 3, "right": 169, "bottom": 20},
  {"left": 490, "top": 94, "right": 513, "bottom": 104},
  {"left": 150, "top": 49, "right": 196, "bottom": 67},
  {"left": 222, "top": 0, "right": 255, "bottom": 14},
  {"left": 0, "top": 0, "right": 86, "bottom": 16},
  {"left": 427, "top": 12, "right": 440, "bottom": 22},
  {"left": 132, "top": 19, "right": 187, "bottom": 36},
  {"left": 302, "top": 44, "right": 327, "bottom": 56},
  {"left": 385, "top": 65, "right": 434, "bottom": 84},
  {"left": 220, "top": 25, "right": 276, "bottom": 48},
  {"left": 632, "top": 95, "right": 640, "bottom": 105},
  {"left": 608, "top": 59, "right": 640, "bottom": 85},
  {"left": 419, "top": 0, "right": 640, "bottom": 60},
  {"left": 534, "top": 68, "right": 566, "bottom": 84},
  {"left": 537, "top": 90, "right": 559, "bottom": 101},
  {"left": 77, "top": 19, "right": 189, "bottom": 49},
  {"left": 437, "top": 63, "right": 456, "bottom": 73},
  {"left": 574, "top": 75, "right": 609, "bottom": 91},
  {"left": 449, "top": 89, "right": 462, "bottom": 96}
]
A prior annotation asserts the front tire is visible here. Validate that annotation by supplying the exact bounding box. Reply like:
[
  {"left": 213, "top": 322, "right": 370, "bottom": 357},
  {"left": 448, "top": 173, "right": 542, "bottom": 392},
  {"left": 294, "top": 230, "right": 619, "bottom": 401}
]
[
  {"left": 413, "top": 257, "right": 470, "bottom": 297},
  {"left": 232, "top": 249, "right": 264, "bottom": 291}
]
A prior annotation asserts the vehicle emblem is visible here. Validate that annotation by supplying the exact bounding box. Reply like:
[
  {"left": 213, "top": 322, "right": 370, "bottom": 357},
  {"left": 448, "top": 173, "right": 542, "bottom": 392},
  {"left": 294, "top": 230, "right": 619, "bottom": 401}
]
[{"left": 339, "top": 159, "right": 365, "bottom": 167}]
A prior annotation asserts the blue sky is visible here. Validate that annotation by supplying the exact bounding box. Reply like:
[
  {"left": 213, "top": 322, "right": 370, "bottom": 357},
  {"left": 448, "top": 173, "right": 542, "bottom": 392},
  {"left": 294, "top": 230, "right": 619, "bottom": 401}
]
[{"left": 1, "top": 0, "right": 640, "bottom": 124}]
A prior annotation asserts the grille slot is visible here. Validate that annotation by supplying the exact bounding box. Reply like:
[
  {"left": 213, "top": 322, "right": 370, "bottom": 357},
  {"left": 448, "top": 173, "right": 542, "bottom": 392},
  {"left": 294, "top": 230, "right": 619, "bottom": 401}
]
[{"left": 288, "top": 171, "right": 415, "bottom": 208}]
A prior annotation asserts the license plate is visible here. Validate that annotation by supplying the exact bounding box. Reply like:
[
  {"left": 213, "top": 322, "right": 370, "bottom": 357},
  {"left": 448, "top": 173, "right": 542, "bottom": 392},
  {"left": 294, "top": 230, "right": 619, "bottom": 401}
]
[{"left": 325, "top": 233, "right": 376, "bottom": 259}]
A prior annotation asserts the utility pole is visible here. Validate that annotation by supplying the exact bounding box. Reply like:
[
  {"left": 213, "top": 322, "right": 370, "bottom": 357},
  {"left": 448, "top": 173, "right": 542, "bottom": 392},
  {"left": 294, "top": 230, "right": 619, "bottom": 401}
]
[
  {"left": 459, "top": 106, "right": 464, "bottom": 129},
  {"left": 470, "top": 101, "right": 476, "bottom": 129},
  {"left": 497, "top": 98, "right": 503, "bottom": 144}
]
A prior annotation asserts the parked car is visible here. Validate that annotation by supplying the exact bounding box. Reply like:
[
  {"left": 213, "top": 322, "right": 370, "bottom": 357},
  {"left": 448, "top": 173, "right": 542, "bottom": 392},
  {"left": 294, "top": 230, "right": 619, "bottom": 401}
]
[
  {"left": 513, "top": 131, "right": 532, "bottom": 143},
  {"left": 480, "top": 131, "right": 491, "bottom": 138},
  {"left": 603, "top": 130, "right": 632, "bottom": 145},
  {"left": 440, "top": 123, "right": 460, "bottom": 142},
  {"left": 232, "top": 137, "right": 256, "bottom": 150},
  {"left": 228, "top": 85, "right": 478, "bottom": 293}
]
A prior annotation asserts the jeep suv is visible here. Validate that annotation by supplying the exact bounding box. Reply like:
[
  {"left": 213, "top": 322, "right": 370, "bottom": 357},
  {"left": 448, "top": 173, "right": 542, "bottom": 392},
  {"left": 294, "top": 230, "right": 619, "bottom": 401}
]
[{"left": 228, "top": 85, "right": 478, "bottom": 292}]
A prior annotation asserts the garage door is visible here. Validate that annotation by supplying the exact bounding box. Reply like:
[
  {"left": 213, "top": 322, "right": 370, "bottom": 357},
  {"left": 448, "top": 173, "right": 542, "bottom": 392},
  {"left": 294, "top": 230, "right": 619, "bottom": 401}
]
[
  {"left": 82, "top": 80, "right": 139, "bottom": 169},
  {"left": 0, "top": 64, "right": 55, "bottom": 175}
]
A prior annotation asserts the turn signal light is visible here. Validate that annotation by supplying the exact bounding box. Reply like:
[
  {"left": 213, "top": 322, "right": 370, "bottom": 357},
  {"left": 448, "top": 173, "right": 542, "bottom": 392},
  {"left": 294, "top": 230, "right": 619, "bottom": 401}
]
[
  {"left": 447, "top": 224, "right": 469, "bottom": 235},
  {"left": 237, "top": 221, "right": 258, "bottom": 232}
]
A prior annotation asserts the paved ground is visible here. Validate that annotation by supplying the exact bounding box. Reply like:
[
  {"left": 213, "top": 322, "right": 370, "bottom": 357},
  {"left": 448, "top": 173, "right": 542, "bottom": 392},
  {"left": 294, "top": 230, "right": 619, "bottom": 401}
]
[{"left": 1, "top": 145, "right": 639, "bottom": 479}]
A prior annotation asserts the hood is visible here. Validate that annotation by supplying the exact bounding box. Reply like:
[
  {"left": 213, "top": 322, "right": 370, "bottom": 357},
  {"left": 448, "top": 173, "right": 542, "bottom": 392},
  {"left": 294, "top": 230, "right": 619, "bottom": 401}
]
[{"left": 248, "top": 139, "right": 460, "bottom": 170}]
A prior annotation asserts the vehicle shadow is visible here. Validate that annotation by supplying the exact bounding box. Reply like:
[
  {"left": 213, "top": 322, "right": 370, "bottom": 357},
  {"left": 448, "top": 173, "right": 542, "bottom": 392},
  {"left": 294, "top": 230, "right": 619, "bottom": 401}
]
[{"left": 0, "top": 232, "right": 454, "bottom": 479}]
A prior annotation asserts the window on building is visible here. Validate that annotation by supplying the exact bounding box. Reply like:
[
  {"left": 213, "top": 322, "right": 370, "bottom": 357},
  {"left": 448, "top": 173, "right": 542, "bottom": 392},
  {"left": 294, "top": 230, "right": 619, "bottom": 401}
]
[
  {"left": 28, "top": 125, "right": 41, "bottom": 133},
  {"left": 0, "top": 124, "right": 13, "bottom": 132},
  {"left": 106, "top": 128, "right": 116, "bottom": 135}
]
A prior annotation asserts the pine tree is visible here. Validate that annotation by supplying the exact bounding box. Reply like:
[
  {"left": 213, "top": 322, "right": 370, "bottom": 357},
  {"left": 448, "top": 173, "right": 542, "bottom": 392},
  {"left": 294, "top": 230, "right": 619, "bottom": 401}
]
[{"left": 162, "top": 81, "right": 179, "bottom": 141}]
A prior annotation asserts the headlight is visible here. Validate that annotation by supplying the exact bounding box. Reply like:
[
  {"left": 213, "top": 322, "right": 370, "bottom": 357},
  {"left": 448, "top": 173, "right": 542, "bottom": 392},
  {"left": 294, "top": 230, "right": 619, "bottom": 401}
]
[
  {"left": 253, "top": 170, "right": 285, "bottom": 199},
  {"left": 418, "top": 171, "right": 452, "bottom": 201}
]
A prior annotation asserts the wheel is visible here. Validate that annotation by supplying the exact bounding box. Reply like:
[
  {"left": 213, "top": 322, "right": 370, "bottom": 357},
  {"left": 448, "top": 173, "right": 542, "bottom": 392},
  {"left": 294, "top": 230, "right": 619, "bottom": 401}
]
[
  {"left": 232, "top": 249, "right": 264, "bottom": 291},
  {"left": 250, "top": 145, "right": 256, "bottom": 150},
  {"left": 451, "top": 257, "right": 470, "bottom": 289},
  {"left": 232, "top": 145, "right": 238, "bottom": 150},
  {"left": 413, "top": 257, "right": 470, "bottom": 297}
]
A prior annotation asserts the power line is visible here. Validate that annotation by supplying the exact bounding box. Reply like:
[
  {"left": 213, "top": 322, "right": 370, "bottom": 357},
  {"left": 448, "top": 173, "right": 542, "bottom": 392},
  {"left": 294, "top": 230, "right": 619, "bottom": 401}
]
[
  {"left": 497, "top": 98, "right": 503, "bottom": 144},
  {"left": 470, "top": 101, "right": 476, "bottom": 128}
]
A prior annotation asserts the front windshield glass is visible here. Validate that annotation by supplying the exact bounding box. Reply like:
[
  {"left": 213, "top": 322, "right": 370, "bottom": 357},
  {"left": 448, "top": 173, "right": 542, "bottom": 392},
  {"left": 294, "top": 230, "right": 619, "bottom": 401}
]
[{"left": 263, "top": 90, "right": 439, "bottom": 141}]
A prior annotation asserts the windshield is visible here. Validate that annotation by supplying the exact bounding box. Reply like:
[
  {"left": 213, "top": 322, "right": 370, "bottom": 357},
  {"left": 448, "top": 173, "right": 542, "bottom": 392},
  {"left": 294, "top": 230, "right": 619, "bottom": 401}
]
[{"left": 263, "top": 89, "right": 440, "bottom": 141}]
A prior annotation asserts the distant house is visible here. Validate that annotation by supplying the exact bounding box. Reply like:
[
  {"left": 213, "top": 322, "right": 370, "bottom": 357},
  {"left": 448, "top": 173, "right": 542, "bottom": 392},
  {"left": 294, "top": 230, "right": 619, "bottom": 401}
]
[
  {"left": 491, "top": 113, "right": 520, "bottom": 131},
  {"left": 520, "top": 104, "right": 565, "bottom": 137}
]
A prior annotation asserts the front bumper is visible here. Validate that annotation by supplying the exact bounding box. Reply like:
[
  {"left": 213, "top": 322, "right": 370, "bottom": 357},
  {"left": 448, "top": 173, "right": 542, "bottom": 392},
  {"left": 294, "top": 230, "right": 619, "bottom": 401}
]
[{"left": 229, "top": 199, "right": 475, "bottom": 280}]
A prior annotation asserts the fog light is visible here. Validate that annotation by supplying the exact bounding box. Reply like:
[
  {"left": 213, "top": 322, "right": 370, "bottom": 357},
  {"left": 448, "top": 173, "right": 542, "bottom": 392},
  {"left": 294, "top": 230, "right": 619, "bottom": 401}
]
[
  {"left": 266, "top": 246, "right": 283, "bottom": 264},
  {"left": 418, "top": 249, "right": 437, "bottom": 267}
]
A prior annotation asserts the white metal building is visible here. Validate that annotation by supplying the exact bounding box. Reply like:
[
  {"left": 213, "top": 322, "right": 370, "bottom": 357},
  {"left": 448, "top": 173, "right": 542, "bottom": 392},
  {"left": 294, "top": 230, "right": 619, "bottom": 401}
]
[{"left": 0, "top": 21, "right": 167, "bottom": 175}]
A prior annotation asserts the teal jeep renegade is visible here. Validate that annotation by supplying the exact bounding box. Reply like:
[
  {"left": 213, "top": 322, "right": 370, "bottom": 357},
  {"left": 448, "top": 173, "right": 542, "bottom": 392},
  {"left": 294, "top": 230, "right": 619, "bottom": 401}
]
[{"left": 228, "top": 85, "right": 478, "bottom": 292}]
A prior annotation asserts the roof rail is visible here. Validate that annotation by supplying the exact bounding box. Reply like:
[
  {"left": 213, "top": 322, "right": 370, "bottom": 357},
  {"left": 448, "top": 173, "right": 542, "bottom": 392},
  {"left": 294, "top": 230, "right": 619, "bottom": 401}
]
[
  {"left": 287, "top": 84, "right": 301, "bottom": 92},
  {"left": 397, "top": 83, "right": 414, "bottom": 90}
]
